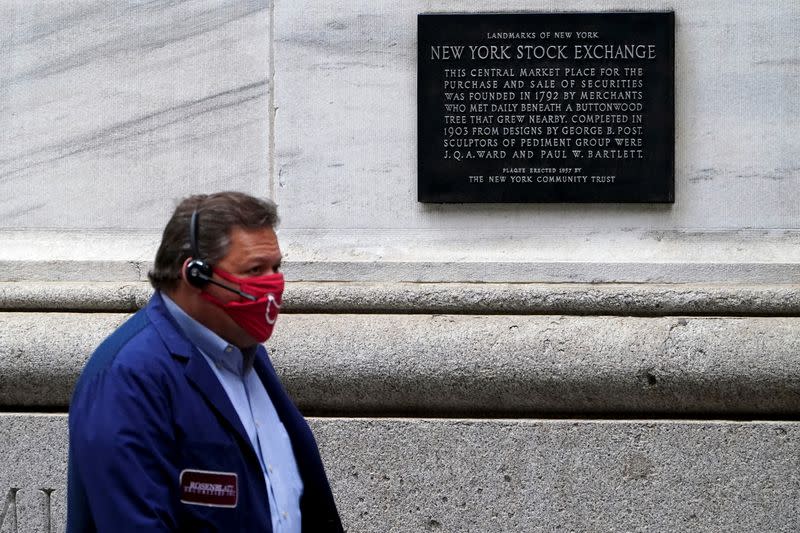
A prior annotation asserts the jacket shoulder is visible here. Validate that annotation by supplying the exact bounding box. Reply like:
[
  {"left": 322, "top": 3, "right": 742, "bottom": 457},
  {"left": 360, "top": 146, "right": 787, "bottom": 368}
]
[{"left": 73, "top": 309, "right": 173, "bottom": 394}]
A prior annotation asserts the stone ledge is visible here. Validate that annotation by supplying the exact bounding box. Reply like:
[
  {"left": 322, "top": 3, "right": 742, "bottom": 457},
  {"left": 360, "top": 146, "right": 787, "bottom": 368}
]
[
  {"left": 1, "top": 281, "right": 799, "bottom": 315},
  {"left": 2, "top": 415, "right": 798, "bottom": 532},
  {"left": 1, "top": 313, "right": 799, "bottom": 415},
  {"left": 2, "top": 259, "right": 800, "bottom": 285}
]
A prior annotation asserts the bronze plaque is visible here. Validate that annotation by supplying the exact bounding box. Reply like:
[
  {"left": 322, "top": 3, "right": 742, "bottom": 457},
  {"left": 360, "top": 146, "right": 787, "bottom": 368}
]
[{"left": 418, "top": 12, "right": 675, "bottom": 203}]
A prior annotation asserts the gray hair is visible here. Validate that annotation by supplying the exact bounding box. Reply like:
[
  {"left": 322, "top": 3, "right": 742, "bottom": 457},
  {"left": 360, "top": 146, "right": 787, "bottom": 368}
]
[{"left": 148, "top": 191, "right": 279, "bottom": 292}]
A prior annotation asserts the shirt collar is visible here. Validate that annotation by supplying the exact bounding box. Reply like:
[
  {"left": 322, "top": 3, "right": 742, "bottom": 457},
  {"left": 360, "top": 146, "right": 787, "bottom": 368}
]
[{"left": 161, "top": 292, "right": 255, "bottom": 375}]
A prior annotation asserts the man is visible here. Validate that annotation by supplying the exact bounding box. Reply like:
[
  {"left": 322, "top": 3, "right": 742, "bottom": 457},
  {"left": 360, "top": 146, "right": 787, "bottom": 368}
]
[{"left": 67, "top": 192, "right": 343, "bottom": 532}]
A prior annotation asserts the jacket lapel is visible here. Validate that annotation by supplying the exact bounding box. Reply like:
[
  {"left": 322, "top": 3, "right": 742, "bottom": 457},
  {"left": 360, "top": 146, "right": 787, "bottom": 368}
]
[
  {"left": 253, "top": 351, "right": 343, "bottom": 531},
  {"left": 183, "top": 350, "right": 255, "bottom": 456},
  {"left": 252, "top": 352, "right": 322, "bottom": 475},
  {"left": 146, "top": 292, "right": 259, "bottom": 466}
]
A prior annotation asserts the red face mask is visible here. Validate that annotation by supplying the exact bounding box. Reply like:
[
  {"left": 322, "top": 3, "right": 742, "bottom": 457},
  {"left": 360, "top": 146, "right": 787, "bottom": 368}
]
[{"left": 200, "top": 268, "right": 284, "bottom": 343}]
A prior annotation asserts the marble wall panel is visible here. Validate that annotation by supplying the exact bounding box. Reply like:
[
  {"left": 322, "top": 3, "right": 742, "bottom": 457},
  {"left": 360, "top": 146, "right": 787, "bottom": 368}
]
[
  {"left": 274, "top": 1, "right": 800, "bottom": 263},
  {"left": 2, "top": 416, "right": 799, "bottom": 532},
  {"left": 0, "top": 1, "right": 797, "bottom": 271},
  {"left": 0, "top": 0, "right": 271, "bottom": 231}
]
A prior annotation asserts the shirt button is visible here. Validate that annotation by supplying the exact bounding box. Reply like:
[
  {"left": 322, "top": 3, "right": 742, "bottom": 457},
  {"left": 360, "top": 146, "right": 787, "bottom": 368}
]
[
  {"left": 282, "top": 512, "right": 288, "bottom": 519},
  {"left": 225, "top": 346, "right": 232, "bottom": 353},
  {"left": 268, "top": 465, "right": 273, "bottom": 473}
]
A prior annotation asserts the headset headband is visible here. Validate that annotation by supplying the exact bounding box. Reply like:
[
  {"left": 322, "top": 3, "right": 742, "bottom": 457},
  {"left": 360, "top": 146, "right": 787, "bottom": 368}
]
[{"left": 190, "top": 209, "right": 201, "bottom": 260}]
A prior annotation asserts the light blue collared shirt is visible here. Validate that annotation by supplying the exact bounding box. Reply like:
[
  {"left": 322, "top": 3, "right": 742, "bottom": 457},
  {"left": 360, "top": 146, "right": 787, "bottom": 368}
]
[{"left": 162, "top": 293, "right": 302, "bottom": 533}]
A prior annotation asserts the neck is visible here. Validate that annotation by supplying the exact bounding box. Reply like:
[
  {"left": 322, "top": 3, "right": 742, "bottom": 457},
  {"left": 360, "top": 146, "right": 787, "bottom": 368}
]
[{"left": 164, "top": 286, "right": 253, "bottom": 349}]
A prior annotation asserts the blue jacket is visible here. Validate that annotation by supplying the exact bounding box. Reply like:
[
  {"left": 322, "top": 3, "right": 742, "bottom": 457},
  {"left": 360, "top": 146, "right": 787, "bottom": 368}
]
[{"left": 67, "top": 292, "right": 343, "bottom": 532}]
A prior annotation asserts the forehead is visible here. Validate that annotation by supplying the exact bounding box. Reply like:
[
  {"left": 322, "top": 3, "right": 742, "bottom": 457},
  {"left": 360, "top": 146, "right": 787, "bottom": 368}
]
[{"left": 222, "top": 226, "right": 281, "bottom": 262}]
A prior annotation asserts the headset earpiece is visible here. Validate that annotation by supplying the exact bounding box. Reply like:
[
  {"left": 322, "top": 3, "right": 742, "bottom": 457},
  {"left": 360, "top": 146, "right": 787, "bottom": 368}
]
[{"left": 186, "top": 258, "right": 213, "bottom": 288}]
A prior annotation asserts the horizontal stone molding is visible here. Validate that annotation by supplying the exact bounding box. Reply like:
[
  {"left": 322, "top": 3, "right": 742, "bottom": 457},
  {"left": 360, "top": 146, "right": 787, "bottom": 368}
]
[
  {"left": 2, "top": 259, "right": 800, "bottom": 285},
  {"left": 1, "top": 281, "right": 799, "bottom": 316},
  {"left": 1, "top": 312, "right": 799, "bottom": 415},
  {"left": 2, "top": 414, "right": 799, "bottom": 532}
]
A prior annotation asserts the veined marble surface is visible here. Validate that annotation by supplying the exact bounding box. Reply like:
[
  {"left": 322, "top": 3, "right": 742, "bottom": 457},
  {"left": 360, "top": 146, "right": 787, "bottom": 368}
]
[
  {"left": 274, "top": 0, "right": 800, "bottom": 232},
  {"left": 0, "top": 1, "right": 799, "bottom": 275},
  {"left": 0, "top": 0, "right": 271, "bottom": 230}
]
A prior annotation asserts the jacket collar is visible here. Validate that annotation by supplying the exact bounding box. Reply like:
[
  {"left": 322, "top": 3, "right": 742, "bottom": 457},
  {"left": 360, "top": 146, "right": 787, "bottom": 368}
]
[
  {"left": 160, "top": 292, "right": 254, "bottom": 375},
  {"left": 145, "top": 292, "right": 258, "bottom": 465},
  {"left": 145, "top": 291, "right": 194, "bottom": 358}
]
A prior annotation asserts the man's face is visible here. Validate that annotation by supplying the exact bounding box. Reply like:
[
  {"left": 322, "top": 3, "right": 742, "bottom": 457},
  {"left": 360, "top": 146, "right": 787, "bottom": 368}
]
[{"left": 202, "top": 226, "right": 282, "bottom": 347}]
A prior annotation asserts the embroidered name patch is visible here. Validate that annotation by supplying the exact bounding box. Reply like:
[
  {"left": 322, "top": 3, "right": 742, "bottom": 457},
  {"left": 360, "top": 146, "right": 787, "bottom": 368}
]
[{"left": 180, "top": 469, "right": 238, "bottom": 508}]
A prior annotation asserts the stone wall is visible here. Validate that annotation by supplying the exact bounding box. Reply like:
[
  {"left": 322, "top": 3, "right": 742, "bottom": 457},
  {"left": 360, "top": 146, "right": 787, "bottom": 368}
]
[{"left": 0, "top": 1, "right": 798, "bottom": 532}]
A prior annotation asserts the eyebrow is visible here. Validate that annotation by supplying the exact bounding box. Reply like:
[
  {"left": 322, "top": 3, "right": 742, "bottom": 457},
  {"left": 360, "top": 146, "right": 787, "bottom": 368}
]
[{"left": 252, "top": 255, "right": 281, "bottom": 266}]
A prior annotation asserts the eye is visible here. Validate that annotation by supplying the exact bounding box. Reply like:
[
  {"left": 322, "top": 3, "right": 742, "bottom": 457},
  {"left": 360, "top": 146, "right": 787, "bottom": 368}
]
[{"left": 245, "top": 260, "right": 281, "bottom": 276}]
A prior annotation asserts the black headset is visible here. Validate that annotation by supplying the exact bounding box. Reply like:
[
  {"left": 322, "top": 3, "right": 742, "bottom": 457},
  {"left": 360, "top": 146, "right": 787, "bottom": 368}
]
[{"left": 184, "top": 209, "right": 256, "bottom": 301}]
